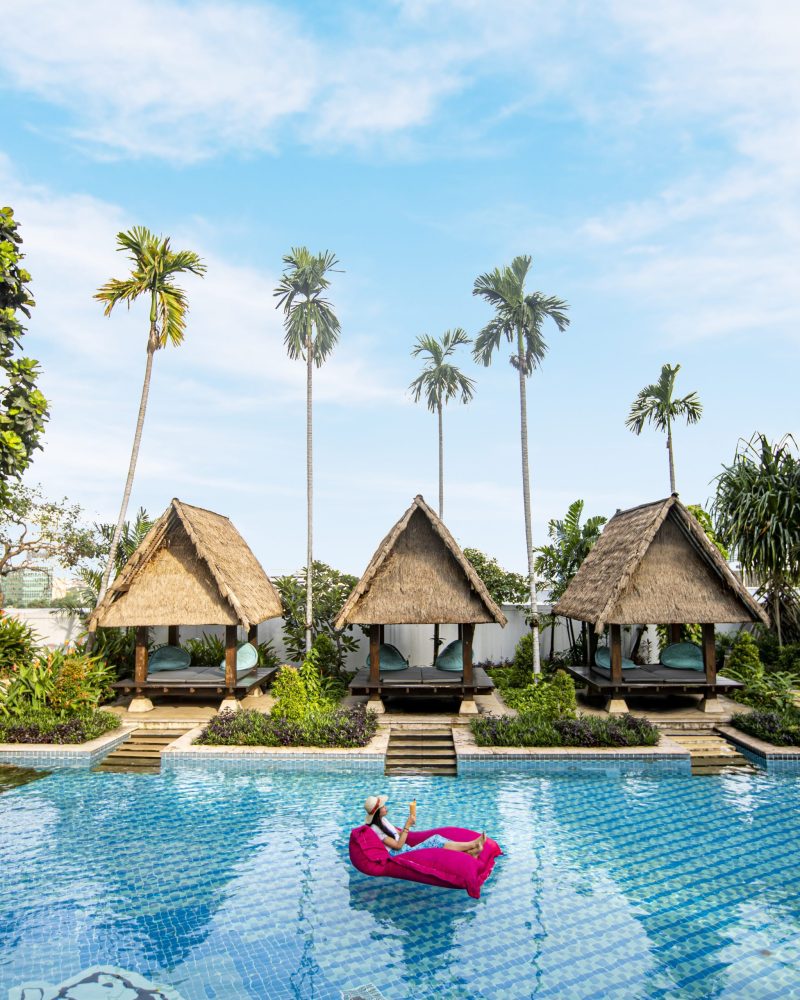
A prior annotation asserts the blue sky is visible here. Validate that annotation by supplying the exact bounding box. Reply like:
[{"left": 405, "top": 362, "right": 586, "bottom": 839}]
[{"left": 1, "top": 0, "right": 797, "bottom": 577}]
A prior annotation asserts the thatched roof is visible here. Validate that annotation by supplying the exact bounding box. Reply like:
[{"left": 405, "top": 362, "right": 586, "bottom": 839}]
[
  {"left": 335, "top": 495, "right": 507, "bottom": 627},
  {"left": 90, "top": 499, "right": 283, "bottom": 629},
  {"left": 554, "top": 494, "right": 769, "bottom": 632}
]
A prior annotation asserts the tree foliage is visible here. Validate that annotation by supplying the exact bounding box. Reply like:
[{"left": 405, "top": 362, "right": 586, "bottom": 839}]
[
  {"left": 534, "top": 499, "right": 607, "bottom": 604},
  {"left": 0, "top": 483, "right": 98, "bottom": 590},
  {"left": 274, "top": 247, "right": 341, "bottom": 365},
  {"left": 409, "top": 329, "right": 475, "bottom": 413},
  {"left": 462, "top": 547, "right": 528, "bottom": 606},
  {"left": 626, "top": 362, "right": 702, "bottom": 493},
  {"left": 713, "top": 433, "right": 800, "bottom": 644},
  {"left": 273, "top": 561, "right": 359, "bottom": 673},
  {"left": 0, "top": 207, "right": 49, "bottom": 488}
]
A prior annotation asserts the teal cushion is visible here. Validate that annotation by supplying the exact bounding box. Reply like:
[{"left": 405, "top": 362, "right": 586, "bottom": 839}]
[
  {"left": 148, "top": 645, "right": 191, "bottom": 672},
  {"left": 216, "top": 642, "right": 259, "bottom": 680},
  {"left": 594, "top": 647, "right": 637, "bottom": 671},
  {"left": 435, "top": 639, "right": 463, "bottom": 672},
  {"left": 366, "top": 643, "right": 408, "bottom": 672},
  {"left": 660, "top": 642, "right": 704, "bottom": 671}
]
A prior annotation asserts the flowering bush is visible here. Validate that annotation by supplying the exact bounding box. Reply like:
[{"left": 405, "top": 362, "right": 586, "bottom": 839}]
[
  {"left": 0, "top": 612, "right": 40, "bottom": 675},
  {"left": 0, "top": 709, "right": 119, "bottom": 744},
  {"left": 0, "top": 647, "right": 113, "bottom": 718},
  {"left": 471, "top": 712, "right": 659, "bottom": 748},
  {"left": 196, "top": 705, "right": 378, "bottom": 748}
]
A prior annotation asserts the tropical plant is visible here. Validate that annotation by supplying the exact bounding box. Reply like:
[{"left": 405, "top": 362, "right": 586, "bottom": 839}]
[
  {"left": 463, "top": 548, "right": 528, "bottom": 607},
  {"left": 534, "top": 499, "right": 606, "bottom": 663},
  {"left": 713, "top": 433, "right": 800, "bottom": 645},
  {"left": 93, "top": 228, "right": 205, "bottom": 607},
  {"left": 0, "top": 657, "right": 56, "bottom": 716},
  {"left": 409, "top": 329, "right": 475, "bottom": 519},
  {"left": 625, "top": 362, "right": 702, "bottom": 494},
  {"left": 724, "top": 631, "right": 796, "bottom": 712},
  {"left": 731, "top": 709, "right": 800, "bottom": 747},
  {"left": 502, "top": 669, "right": 577, "bottom": 718},
  {"left": 274, "top": 248, "right": 341, "bottom": 655},
  {"left": 0, "top": 611, "right": 40, "bottom": 674},
  {"left": 274, "top": 561, "right": 358, "bottom": 673},
  {"left": 0, "top": 207, "right": 49, "bottom": 492},
  {"left": 472, "top": 255, "right": 570, "bottom": 678},
  {"left": 45, "top": 648, "right": 114, "bottom": 715}
]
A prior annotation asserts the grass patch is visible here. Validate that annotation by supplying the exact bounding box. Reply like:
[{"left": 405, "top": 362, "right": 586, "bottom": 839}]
[
  {"left": 0, "top": 709, "right": 120, "bottom": 744},
  {"left": 471, "top": 712, "right": 660, "bottom": 748},
  {"left": 731, "top": 709, "right": 800, "bottom": 747},
  {"left": 197, "top": 705, "right": 378, "bottom": 748}
]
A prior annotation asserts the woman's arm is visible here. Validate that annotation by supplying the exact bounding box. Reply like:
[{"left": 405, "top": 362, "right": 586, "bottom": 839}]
[{"left": 381, "top": 817, "right": 414, "bottom": 850}]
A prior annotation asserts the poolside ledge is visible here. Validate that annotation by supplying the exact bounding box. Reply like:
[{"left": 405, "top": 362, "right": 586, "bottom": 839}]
[
  {"left": 453, "top": 726, "right": 691, "bottom": 769},
  {"left": 0, "top": 722, "right": 136, "bottom": 768},
  {"left": 717, "top": 725, "right": 800, "bottom": 769},
  {"left": 160, "top": 724, "right": 390, "bottom": 769}
]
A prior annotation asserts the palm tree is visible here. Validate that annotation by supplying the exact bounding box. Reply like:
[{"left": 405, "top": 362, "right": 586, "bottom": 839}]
[
  {"left": 473, "top": 255, "right": 570, "bottom": 678},
  {"left": 409, "top": 329, "right": 475, "bottom": 519},
  {"left": 625, "top": 363, "right": 702, "bottom": 494},
  {"left": 274, "top": 248, "right": 341, "bottom": 655},
  {"left": 93, "top": 228, "right": 205, "bottom": 607},
  {"left": 410, "top": 328, "right": 475, "bottom": 663}
]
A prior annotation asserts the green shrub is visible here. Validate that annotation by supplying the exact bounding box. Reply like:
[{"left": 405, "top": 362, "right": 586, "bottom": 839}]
[
  {"left": 270, "top": 665, "right": 310, "bottom": 722},
  {"left": 0, "top": 709, "right": 120, "bottom": 744},
  {"left": 503, "top": 670, "right": 577, "bottom": 719},
  {"left": 731, "top": 709, "right": 800, "bottom": 747},
  {"left": 471, "top": 712, "right": 659, "bottom": 748},
  {"left": 46, "top": 649, "right": 114, "bottom": 714},
  {"left": 0, "top": 657, "right": 57, "bottom": 716},
  {"left": 0, "top": 612, "right": 40, "bottom": 674},
  {"left": 184, "top": 632, "right": 225, "bottom": 666},
  {"left": 197, "top": 705, "right": 377, "bottom": 748},
  {"left": 725, "top": 631, "right": 797, "bottom": 712}
]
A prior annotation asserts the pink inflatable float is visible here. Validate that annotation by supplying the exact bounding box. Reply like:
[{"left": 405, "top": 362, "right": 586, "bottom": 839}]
[{"left": 349, "top": 825, "right": 502, "bottom": 899}]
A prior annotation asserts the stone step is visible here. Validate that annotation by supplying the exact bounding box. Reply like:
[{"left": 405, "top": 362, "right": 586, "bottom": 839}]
[
  {"left": 385, "top": 755, "right": 456, "bottom": 767},
  {"left": 387, "top": 766, "right": 457, "bottom": 776},
  {"left": 96, "top": 763, "right": 160, "bottom": 774},
  {"left": 386, "top": 747, "right": 455, "bottom": 758}
]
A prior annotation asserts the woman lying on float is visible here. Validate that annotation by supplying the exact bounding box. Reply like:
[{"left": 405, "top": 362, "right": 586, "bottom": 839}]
[{"left": 349, "top": 794, "right": 501, "bottom": 899}]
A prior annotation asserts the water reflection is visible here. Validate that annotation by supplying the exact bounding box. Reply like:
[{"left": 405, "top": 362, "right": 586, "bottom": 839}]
[{"left": 0, "top": 764, "right": 50, "bottom": 793}]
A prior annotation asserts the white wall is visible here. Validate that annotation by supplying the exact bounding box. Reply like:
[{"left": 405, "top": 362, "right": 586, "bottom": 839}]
[{"left": 3, "top": 607, "right": 748, "bottom": 668}]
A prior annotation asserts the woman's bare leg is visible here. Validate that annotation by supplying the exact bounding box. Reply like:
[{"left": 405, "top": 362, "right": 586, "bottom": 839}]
[{"left": 444, "top": 834, "right": 485, "bottom": 854}]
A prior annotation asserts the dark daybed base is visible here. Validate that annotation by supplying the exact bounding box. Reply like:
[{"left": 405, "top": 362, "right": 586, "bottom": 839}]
[
  {"left": 566, "top": 664, "right": 741, "bottom": 698},
  {"left": 349, "top": 665, "right": 494, "bottom": 699},
  {"left": 112, "top": 665, "right": 277, "bottom": 697}
]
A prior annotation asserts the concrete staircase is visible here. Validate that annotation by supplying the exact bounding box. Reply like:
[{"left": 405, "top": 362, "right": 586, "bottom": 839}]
[
  {"left": 384, "top": 724, "right": 457, "bottom": 776},
  {"left": 666, "top": 732, "right": 755, "bottom": 775},
  {"left": 94, "top": 728, "right": 190, "bottom": 773}
]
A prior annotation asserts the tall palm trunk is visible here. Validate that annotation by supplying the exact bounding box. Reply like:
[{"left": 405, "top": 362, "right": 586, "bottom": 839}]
[
  {"left": 517, "top": 325, "right": 541, "bottom": 678},
  {"left": 305, "top": 329, "right": 313, "bottom": 655},
  {"left": 98, "top": 322, "right": 158, "bottom": 605},
  {"left": 434, "top": 401, "right": 444, "bottom": 663},
  {"left": 667, "top": 418, "right": 676, "bottom": 493}
]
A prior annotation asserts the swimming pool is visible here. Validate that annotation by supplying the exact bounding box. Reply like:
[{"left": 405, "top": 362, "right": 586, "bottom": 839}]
[{"left": 1, "top": 763, "right": 799, "bottom": 999}]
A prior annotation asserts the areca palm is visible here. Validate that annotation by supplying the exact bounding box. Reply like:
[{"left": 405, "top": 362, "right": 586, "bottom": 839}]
[
  {"left": 473, "top": 255, "right": 570, "bottom": 678},
  {"left": 274, "top": 248, "right": 341, "bottom": 654},
  {"left": 625, "top": 363, "right": 702, "bottom": 494},
  {"left": 409, "top": 329, "right": 475, "bottom": 519},
  {"left": 93, "top": 227, "right": 205, "bottom": 605}
]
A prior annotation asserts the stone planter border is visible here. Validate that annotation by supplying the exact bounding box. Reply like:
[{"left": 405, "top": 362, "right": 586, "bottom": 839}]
[
  {"left": 718, "top": 725, "right": 800, "bottom": 769},
  {"left": 0, "top": 723, "right": 135, "bottom": 769}
]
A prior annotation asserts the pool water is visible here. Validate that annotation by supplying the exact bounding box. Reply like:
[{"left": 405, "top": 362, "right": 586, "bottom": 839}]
[{"left": 1, "top": 763, "right": 800, "bottom": 999}]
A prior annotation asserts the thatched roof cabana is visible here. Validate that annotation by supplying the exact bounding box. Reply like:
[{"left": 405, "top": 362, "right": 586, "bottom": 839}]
[
  {"left": 554, "top": 494, "right": 768, "bottom": 700},
  {"left": 336, "top": 495, "right": 507, "bottom": 628},
  {"left": 555, "top": 494, "right": 767, "bottom": 631},
  {"left": 337, "top": 495, "right": 506, "bottom": 705},
  {"left": 90, "top": 499, "right": 282, "bottom": 697}
]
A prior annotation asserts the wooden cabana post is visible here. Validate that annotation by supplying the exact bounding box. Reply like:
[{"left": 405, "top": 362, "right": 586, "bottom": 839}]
[
  {"left": 555, "top": 495, "right": 770, "bottom": 714},
  {"left": 335, "top": 496, "right": 506, "bottom": 715},
  {"left": 89, "top": 498, "right": 283, "bottom": 713}
]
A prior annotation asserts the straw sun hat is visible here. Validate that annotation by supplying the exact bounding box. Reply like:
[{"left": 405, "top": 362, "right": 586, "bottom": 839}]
[{"left": 364, "top": 794, "right": 388, "bottom": 818}]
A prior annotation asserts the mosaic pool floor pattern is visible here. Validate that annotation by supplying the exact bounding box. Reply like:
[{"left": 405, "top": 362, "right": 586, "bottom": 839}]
[{"left": 1, "top": 763, "right": 800, "bottom": 999}]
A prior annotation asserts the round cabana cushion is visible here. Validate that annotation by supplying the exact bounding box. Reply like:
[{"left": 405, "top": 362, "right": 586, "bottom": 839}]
[
  {"left": 660, "top": 642, "right": 704, "bottom": 671},
  {"left": 366, "top": 642, "right": 409, "bottom": 672},
  {"left": 593, "top": 647, "right": 636, "bottom": 671},
  {"left": 215, "top": 642, "right": 259, "bottom": 680},
  {"left": 349, "top": 825, "right": 502, "bottom": 899},
  {"left": 148, "top": 645, "right": 191, "bottom": 672},
  {"left": 435, "top": 639, "right": 463, "bottom": 672}
]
